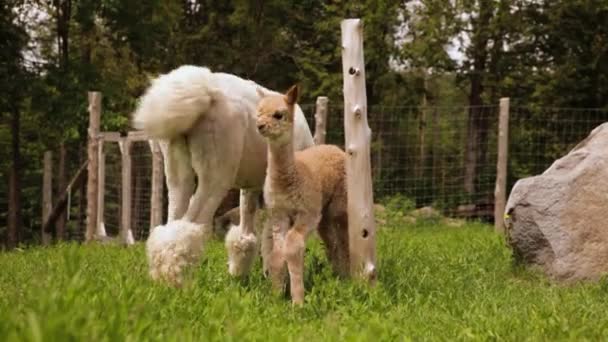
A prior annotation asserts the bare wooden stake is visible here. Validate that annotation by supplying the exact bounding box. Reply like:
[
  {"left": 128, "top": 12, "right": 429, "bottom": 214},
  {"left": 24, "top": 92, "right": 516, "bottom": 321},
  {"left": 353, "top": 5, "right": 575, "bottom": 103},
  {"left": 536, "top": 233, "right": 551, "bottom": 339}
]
[
  {"left": 313, "top": 96, "right": 329, "bottom": 145},
  {"left": 119, "top": 138, "right": 135, "bottom": 245},
  {"left": 42, "top": 151, "right": 53, "bottom": 245},
  {"left": 494, "top": 97, "right": 510, "bottom": 233},
  {"left": 85, "top": 91, "right": 101, "bottom": 242},
  {"left": 341, "top": 18, "right": 377, "bottom": 282},
  {"left": 149, "top": 140, "right": 164, "bottom": 230},
  {"left": 96, "top": 139, "right": 106, "bottom": 237}
]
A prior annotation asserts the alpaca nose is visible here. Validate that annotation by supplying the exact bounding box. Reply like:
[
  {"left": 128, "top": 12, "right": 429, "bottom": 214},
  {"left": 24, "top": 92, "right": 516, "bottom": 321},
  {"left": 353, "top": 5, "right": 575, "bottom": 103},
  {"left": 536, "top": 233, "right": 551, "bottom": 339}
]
[{"left": 257, "top": 123, "right": 266, "bottom": 131}]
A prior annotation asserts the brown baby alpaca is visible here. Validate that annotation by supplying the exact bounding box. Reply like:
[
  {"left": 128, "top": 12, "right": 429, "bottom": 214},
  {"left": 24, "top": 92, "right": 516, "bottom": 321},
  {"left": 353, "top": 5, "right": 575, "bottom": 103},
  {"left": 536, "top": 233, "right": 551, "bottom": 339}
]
[{"left": 256, "top": 85, "right": 349, "bottom": 305}]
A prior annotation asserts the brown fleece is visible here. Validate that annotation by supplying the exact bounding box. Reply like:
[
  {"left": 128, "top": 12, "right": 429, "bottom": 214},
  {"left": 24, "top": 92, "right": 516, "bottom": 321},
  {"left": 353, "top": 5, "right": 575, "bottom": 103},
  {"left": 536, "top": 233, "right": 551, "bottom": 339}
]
[{"left": 256, "top": 85, "right": 349, "bottom": 305}]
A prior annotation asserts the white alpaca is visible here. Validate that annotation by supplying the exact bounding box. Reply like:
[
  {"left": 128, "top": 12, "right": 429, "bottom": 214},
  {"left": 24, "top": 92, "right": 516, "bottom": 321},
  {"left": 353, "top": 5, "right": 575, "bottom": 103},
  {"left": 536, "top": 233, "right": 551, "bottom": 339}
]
[{"left": 133, "top": 65, "right": 314, "bottom": 286}]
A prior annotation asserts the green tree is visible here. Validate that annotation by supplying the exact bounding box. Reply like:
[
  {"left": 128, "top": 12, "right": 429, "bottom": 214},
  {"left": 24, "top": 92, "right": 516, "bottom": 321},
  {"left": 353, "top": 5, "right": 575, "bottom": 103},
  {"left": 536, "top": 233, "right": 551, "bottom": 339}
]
[{"left": 0, "top": 0, "right": 30, "bottom": 248}]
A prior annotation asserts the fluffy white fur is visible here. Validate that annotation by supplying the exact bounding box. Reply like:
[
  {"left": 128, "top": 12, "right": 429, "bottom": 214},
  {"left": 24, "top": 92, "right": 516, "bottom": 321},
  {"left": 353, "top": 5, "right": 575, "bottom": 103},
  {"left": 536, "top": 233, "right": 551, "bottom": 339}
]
[
  {"left": 134, "top": 65, "right": 314, "bottom": 285},
  {"left": 145, "top": 220, "right": 205, "bottom": 287},
  {"left": 133, "top": 66, "right": 216, "bottom": 139},
  {"left": 225, "top": 224, "right": 259, "bottom": 277}
]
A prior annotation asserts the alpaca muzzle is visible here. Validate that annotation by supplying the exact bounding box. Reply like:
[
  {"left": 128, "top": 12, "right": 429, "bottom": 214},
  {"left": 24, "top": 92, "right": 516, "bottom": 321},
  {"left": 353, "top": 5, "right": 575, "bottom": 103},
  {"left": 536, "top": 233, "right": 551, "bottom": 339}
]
[{"left": 257, "top": 123, "right": 267, "bottom": 134}]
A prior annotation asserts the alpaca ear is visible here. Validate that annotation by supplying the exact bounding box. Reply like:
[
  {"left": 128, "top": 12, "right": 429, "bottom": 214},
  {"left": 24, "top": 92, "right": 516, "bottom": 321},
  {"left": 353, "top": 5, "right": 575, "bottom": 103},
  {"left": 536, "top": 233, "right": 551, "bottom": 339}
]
[
  {"left": 285, "top": 84, "right": 299, "bottom": 105},
  {"left": 256, "top": 87, "right": 266, "bottom": 99}
]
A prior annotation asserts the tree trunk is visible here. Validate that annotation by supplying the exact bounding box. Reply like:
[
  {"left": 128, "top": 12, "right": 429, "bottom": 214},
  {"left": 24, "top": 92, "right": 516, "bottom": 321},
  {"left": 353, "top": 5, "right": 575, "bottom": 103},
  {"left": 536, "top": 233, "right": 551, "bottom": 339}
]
[
  {"left": 85, "top": 92, "right": 101, "bottom": 242},
  {"left": 54, "top": 0, "right": 71, "bottom": 70},
  {"left": 463, "top": 0, "right": 492, "bottom": 199},
  {"left": 464, "top": 87, "right": 482, "bottom": 196},
  {"left": 7, "top": 106, "right": 21, "bottom": 248},
  {"left": 78, "top": 146, "right": 87, "bottom": 240},
  {"left": 432, "top": 108, "right": 440, "bottom": 199},
  {"left": 56, "top": 142, "right": 67, "bottom": 240},
  {"left": 42, "top": 151, "right": 53, "bottom": 244},
  {"left": 416, "top": 70, "right": 428, "bottom": 181}
]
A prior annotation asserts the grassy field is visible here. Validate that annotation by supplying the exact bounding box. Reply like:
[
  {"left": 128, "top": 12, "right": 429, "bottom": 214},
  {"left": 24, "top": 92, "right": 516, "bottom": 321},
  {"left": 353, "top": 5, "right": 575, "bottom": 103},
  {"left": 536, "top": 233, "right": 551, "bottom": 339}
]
[{"left": 1, "top": 213, "right": 608, "bottom": 341}]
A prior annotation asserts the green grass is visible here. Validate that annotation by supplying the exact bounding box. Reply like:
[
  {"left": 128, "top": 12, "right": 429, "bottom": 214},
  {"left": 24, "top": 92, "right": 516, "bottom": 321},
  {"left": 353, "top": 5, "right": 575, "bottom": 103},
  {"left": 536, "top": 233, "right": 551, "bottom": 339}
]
[{"left": 1, "top": 217, "right": 608, "bottom": 341}]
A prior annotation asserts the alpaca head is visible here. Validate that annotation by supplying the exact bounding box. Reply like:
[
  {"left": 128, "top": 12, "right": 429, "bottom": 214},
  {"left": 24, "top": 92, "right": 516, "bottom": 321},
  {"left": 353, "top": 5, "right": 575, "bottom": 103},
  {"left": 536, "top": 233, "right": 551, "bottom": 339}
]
[{"left": 256, "top": 85, "right": 299, "bottom": 144}]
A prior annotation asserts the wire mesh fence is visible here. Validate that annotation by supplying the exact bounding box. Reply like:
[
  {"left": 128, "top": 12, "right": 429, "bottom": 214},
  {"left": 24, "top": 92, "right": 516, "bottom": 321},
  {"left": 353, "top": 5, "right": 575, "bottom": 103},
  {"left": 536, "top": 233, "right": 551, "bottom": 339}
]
[
  {"left": 99, "top": 138, "right": 166, "bottom": 242},
  {"left": 2, "top": 100, "right": 608, "bottom": 246},
  {"left": 0, "top": 119, "right": 89, "bottom": 246},
  {"left": 130, "top": 141, "right": 155, "bottom": 241},
  {"left": 101, "top": 141, "right": 122, "bottom": 236},
  {"left": 302, "top": 103, "right": 499, "bottom": 218},
  {"left": 90, "top": 102, "right": 608, "bottom": 242},
  {"left": 508, "top": 106, "right": 608, "bottom": 190},
  {"left": 54, "top": 142, "right": 88, "bottom": 242}
]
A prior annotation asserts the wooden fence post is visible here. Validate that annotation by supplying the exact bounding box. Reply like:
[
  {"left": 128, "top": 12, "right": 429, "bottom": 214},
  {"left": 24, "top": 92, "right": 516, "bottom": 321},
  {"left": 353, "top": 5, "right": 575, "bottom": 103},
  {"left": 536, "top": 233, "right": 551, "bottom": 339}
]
[
  {"left": 314, "top": 96, "right": 329, "bottom": 145},
  {"left": 494, "top": 97, "right": 510, "bottom": 233},
  {"left": 341, "top": 18, "right": 377, "bottom": 282},
  {"left": 85, "top": 91, "right": 101, "bottom": 242},
  {"left": 96, "top": 139, "right": 106, "bottom": 237},
  {"left": 149, "top": 140, "right": 164, "bottom": 230},
  {"left": 119, "top": 137, "right": 135, "bottom": 245},
  {"left": 42, "top": 151, "right": 53, "bottom": 245}
]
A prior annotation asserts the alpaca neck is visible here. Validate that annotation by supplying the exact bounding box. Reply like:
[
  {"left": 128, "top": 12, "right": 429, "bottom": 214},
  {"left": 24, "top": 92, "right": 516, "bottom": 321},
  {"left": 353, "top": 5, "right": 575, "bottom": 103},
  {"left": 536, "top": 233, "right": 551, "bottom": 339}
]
[{"left": 267, "top": 135, "right": 296, "bottom": 185}]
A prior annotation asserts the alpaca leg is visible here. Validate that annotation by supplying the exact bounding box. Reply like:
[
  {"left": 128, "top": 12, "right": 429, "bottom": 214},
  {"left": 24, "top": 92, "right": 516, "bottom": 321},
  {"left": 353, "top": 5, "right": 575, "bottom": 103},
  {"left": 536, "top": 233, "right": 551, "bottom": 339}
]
[
  {"left": 268, "top": 213, "right": 290, "bottom": 293},
  {"left": 239, "top": 189, "right": 259, "bottom": 235},
  {"left": 145, "top": 138, "right": 199, "bottom": 286},
  {"left": 284, "top": 223, "right": 310, "bottom": 305},
  {"left": 182, "top": 108, "right": 245, "bottom": 237},
  {"left": 317, "top": 217, "right": 343, "bottom": 276},
  {"left": 226, "top": 189, "right": 260, "bottom": 276},
  {"left": 333, "top": 214, "right": 351, "bottom": 277},
  {"left": 145, "top": 163, "right": 228, "bottom": 287},
  {"left": 260, "top": 215, "right": 274, "bottom": 278},
  {"left": 158, "top": 138, "right": 194, "bottom": 222},
  {"left": 181, "top": 155, "right": 233, "bottom": 240}
]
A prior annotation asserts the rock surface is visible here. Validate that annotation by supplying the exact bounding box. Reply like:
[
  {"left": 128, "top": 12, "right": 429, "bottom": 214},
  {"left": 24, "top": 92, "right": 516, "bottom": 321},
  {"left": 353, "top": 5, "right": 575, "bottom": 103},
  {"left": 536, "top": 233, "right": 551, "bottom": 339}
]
[{"left": 505, "top": 123, "right": 608, "bottom": 281}]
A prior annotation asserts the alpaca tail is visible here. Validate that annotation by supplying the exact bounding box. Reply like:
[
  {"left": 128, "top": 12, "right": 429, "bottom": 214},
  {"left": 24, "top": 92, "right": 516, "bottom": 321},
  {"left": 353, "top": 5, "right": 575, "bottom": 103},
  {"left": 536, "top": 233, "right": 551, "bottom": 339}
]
[{"left": 132, "top": 65, "right": 219, "bottom": 139}]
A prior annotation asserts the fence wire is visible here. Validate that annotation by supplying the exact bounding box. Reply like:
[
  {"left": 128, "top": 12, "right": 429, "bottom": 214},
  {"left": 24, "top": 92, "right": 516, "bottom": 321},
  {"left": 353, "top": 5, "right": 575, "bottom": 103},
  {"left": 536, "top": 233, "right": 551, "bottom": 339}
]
[
  {"left": 102, "top": 142, "right": 122, "bottom": 236},
  {"left": 3, "top": 102, "right": 607, "bottom": 246},
  {"left": 509, "top": 106, "right": 608, "bottom": 189},
  {"left": 303, "top": 103, "right": 499, "bottom": 218},
  {"left": 101, "top": 139, "right": 161, "bottom": 241},
  {"left": 130, "top": 141, "right": 154, "bottom": 241},
  {"left": 54, "top": 142, "right": 88, "bottom": 242}
]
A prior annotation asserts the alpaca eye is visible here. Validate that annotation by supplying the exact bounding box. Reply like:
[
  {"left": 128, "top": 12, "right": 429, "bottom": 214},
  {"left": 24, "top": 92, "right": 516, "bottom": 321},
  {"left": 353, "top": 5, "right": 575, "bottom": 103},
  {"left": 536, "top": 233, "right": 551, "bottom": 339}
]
[{"left": 273, "top": 112, "right": 284, "bottom": 120}]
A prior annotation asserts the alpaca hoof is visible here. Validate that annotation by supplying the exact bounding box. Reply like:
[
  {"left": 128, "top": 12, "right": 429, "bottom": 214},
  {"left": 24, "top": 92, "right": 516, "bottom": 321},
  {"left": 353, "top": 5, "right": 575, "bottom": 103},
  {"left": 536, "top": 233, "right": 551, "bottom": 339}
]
[
  {"left": 146, "top": 220, "right": 206, "bottom": 286},
  {"left": 364, "top": 261, "right": 377, "bottom": 283},
  {"left": 225, "top": 224, "right": 259, "bottom": 277}
]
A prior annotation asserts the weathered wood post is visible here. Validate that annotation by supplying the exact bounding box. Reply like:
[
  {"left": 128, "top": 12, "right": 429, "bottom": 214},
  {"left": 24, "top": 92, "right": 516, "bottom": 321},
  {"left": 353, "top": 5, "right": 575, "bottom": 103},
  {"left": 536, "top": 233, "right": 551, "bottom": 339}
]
[
  {"left": 42, "top": 151, "right": 53, "bottom": 245},
  {"left": 494, "top": 97, "right": 510, "bottom": 233},
  {"left": 149, "top": 140, "right": 164, "bottom": 229},
  {"left": 85, "top": 91, "right": 101, "bottom": 242},
  {"left": 341, "top": 18, "right": 377, "bottom": 282},
  {"left": 96, "top": 138, "right": 106, "bottom": 237},
  {"left": 314, "top": 96, "right": 329, "bottom": 145},
  {"left": 119, "top": 137, "right": 135, "bottom": 245}
]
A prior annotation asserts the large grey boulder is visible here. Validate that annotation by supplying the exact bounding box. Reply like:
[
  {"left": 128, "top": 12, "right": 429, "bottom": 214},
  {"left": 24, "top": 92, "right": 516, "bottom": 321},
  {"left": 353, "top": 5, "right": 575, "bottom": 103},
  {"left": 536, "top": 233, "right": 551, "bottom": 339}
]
[{"left": 505, "top": 122, "right": 608, "bottom": 281}]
